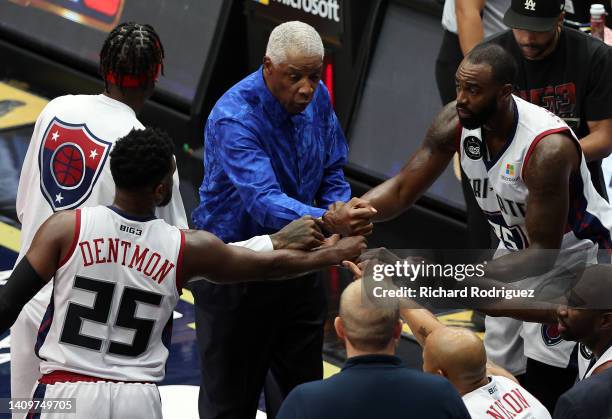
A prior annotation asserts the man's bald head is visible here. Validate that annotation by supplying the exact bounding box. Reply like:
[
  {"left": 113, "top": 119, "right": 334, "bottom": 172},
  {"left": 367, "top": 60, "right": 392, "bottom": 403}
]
[
  {"left": 423, "top": 327, "right": 487, "bottom": 389},
  {"left": 337, "top": 281, "right": 400, "bottom": 352}
]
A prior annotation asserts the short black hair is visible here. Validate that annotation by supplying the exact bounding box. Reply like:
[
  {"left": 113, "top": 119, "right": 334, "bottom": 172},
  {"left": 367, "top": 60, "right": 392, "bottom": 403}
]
[
  {"left": 110, "top": 127, "right": 175, "bottom": 190},
  {"left": 100, "top": 22, "right": 164, "bottom": 91},
  {"left": 465, "top": 43, "right": 517, "bottom": 86}
]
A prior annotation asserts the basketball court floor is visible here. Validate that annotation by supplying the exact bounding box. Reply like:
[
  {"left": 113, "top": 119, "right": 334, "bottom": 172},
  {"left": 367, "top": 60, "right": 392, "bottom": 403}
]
[{"left": 0, "top": 81, "right": 480, "bottom": 418}]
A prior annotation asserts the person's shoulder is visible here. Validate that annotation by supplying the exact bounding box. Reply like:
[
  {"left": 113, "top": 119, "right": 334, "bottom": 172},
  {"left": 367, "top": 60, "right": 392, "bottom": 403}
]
[
  {"left": 283, "top": 377, "right": 337, "bottom": 406},
  {"left": 553, "top": 372, "right": 612, "bottom": 419},
  {"left": 211, "top": 70, "right": 261, "bottom": 117},
  {"left": 562, "top": 27, "right": 609, "bottom": 57},
  {"left": 312, "top": 81, "right": 333, "bottom": 109},
  {"left": 393, "top": 365, "right": 458, "bottom": 391},
  {"left": 569, "top": 368, "right": 612, "bottom": 397},
  {"left": 41, "top": 94, "right": 78, "bottom": 113}
]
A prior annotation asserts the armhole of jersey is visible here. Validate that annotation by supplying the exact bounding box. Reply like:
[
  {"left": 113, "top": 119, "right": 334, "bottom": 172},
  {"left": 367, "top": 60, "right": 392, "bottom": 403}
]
[
  {"left": 175, "top": 229, "right": 186, "bottom": 293},
  {"left": 455, "top": 122, "right": 462, "bottom": 153},
  {"left": 521, "top": 128, "right": 575, "bottom": 181},
  {"left": 59, "top": 208, "right": 81, "bottom": 268}
]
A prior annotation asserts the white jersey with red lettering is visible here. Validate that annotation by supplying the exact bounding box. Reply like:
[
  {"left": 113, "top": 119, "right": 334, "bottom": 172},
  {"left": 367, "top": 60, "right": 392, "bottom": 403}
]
[
  {"left": 10, "top": 94, "right": 188, "bottom": 409},
  {"left": 462, "top": 375, "right": 551, "bottom": 419},
  {"left": 459, "top": 95, "right": 612, "bottom": 371},
  {"left": 37, "top": 205, "right": 185, "bottom": 382}
]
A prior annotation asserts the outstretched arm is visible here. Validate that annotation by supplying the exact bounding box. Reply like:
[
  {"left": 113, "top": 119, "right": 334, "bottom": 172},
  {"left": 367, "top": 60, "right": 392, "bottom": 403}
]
[
  {"left": 484, "top": 132, "right": 581, "bottom": 281},
  {"left": 182, "top": 230, "right": 366, "bottom": 284},
  {"left": 362, "top": 102, "right": 459, "bottom": 222},
  {"left": 0, "top": 211, "right": 75, "bottom": 332}
]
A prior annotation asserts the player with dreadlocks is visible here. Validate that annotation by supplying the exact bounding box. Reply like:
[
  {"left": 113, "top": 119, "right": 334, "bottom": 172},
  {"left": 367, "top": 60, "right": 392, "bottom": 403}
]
[
  {"left": 9, "top": 22, "right": 186, "bottom": 416},
  {"left": 11, "top": 21, "right": 329, "bottom": 416},
  {"left": 99, "top": 22, "right": 164, "bottom": 110}
]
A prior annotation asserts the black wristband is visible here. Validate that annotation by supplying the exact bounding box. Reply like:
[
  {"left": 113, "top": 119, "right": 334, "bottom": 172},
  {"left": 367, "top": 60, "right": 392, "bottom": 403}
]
[{"left": 0, "top": 257, "right": 46, "bottom": 332}]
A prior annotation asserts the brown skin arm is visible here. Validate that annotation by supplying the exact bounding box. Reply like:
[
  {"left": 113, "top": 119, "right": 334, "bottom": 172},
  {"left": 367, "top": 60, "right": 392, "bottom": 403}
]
[
  {"left": 269, "top": 216, "right": 326, "bottom": 250},
  {"left": 456, "top": 0, "right": 486, "bottom": 55},
  {"left": 181, "top": 230, "right": 366, "bottom": 284},
  {"left": 400, "top": 307, "right": 446, "bottom": 347},
  {"left": 580, "top": 119, "right": 612, "bottom": 162},
  {"left": 26, "top": 211, "right": 77, "bottom": 281},
  {"left": 362, "top": 102, "right": 459, "bottom": 222},
  {"left": 483, "top": 132, "right": 580, "bottom": 281},
  {"left": 472, "top": 133, "right": 580, "bottom": 322}
]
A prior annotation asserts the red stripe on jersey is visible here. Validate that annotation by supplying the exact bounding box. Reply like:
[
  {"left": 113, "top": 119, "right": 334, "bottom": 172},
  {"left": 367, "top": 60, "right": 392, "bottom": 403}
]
[
  {"left": 455, "top": 122, "right": 462, "bottom": 153},
  {"left": 59, "top": 209, "right": 81, "bottom": 268},
  {"left": 521, "top": 128, "right": 573, "bottom": 181},
  {"left": 40, "top": 370, "right": 152, "bottom": 384},
  {"left": 175, "top": 229, "right": 186, "bottom": 293}
]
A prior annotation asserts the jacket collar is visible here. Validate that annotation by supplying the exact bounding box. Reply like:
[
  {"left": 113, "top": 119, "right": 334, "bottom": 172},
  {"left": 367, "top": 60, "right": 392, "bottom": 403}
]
[
  {"left": 342, "top": 354, "right": 403, "bottom": 371},
  {"left": 256, "top": 66, "right": 292, "bottom": 125}
]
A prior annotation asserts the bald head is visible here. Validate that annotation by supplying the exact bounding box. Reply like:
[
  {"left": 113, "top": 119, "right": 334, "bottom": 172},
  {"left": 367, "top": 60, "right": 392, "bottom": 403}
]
[
  {"left": 423, "top": 327, "right": 487, "bottom": 389},
  {"left": 338, "top": 281, "right": 400, "bottom": 352}
]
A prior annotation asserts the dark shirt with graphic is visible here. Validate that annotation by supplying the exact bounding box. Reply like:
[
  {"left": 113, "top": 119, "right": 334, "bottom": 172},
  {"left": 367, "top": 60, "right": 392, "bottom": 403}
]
[{"left": 488, "top": 27, "right": 612, "bottom": 198}]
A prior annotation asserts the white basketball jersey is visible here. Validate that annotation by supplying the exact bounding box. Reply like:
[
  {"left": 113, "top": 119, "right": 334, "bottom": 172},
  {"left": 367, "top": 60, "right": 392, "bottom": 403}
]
[
  {"left": 460, "top": 96, "right": 612, "bottom": 369},
  {"left": 579, "top": 345, "right": 612, "bottom": 381},
  {"left": 462, "top": 375, "right": 551, "bottom": 419},
  {"left": 16, "top": 94, "right": 188, "bottom": 263},
  {"left": 37, "top": 206, "right": 184, "bottom": 382}
]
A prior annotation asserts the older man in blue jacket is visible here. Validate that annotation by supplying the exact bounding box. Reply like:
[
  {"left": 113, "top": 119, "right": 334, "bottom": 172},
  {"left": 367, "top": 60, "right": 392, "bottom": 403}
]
[{"left": 191, "top": 21, "right": 375, "bottom": 419}]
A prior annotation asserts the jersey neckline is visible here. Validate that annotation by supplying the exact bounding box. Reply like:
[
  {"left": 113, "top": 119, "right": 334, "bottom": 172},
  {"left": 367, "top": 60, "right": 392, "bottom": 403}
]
[
  {"left": 107, "top": 205, "right": 157, "bottom": 222},
  {"left": 481, "top": 97, "right": 519, "bottom": 171}
]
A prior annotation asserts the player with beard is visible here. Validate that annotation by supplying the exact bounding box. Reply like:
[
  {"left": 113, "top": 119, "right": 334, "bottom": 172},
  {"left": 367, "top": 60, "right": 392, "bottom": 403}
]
[{"left": 340, "top": 42, "right": 612, "bottom": 410}]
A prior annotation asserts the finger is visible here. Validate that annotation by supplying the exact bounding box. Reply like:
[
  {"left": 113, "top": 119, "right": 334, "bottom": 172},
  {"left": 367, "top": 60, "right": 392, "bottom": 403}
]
[
  {"left": 342, "top": 260, "right": 362, "bottom": 279},
  {"left": 309, "top": 238, "right": 325, "bottom": 248},
  {"left": 349, "top": 207, "right": 378, "bottom": 218},
  {"left": 311, "top": 229, "right": 325, "bottom": 242},
  {"left": 326, "top": 234, "right": 341, "bottom": 245},
  {"left": 313, "top": 217, "right": 326, "bottom": 228}
]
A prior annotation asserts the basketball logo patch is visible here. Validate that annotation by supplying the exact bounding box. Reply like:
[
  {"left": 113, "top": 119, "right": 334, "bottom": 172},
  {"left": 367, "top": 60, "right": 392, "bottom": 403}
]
[
  {"left": 39, "top": 118, "right": 111, "bottom": 211},
  {"left": 541, "top": 324, "right": 563, "bottom": 346},
  {"left": 464, "top": 136, "right": 483, "bottom": 160},
  {"left": 580, "top": 343, "right": 593, "bottom": 360}
]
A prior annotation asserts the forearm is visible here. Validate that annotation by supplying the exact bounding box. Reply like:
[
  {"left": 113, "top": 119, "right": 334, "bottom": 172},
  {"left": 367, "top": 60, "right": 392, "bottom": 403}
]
[
  {"left": 455, "top": 0, "right": 485, "bottom": 55},
  {"left": 400, "top": 307, "right": 445, "bottom": 347},
  {"left": 456, "top": 10, "right": 484, "bottom": 55},
  {"left": 0, "top": 257, "right": 46, "bottom": 332},
  {"left": 483, "top": 247, "right": 559, "bottom": 283},
  {"left": 361, "top": 177, "right": 408, "bottom": 222},
  {"left": 205, "top": 247, "right": 341, "bottom": 284},
  {"left": 578, "top": 130, "right": 612, "bottom": 162}
]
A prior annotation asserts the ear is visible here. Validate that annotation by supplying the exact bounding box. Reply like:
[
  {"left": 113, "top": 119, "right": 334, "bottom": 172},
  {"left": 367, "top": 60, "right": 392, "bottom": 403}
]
[
  {"left": 392, "top": 320, "right": 403, "bottom": 340},
  {"left": 558, "top": 12, "right": 565, "bottom": 26},
  {"left": 500, "top": 83, "right": 513, "bottom": 99},
  {"left": 600, "top": 312, "right": 612, "bottom": 331},
  {"left": 334, "top": 317, "right": 345, "bottom": 340},
  {"left": 263, "top": 56, "right": 273, "bottom": 75},
  {"left": 153, "top": 182, "right": 165, "bottom": 204}
]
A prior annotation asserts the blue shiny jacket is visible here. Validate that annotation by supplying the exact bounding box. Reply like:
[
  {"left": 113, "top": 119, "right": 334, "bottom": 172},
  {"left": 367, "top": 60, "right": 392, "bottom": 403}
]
[{"left": 191, "top": 67, "right": 351, "bottom": 242}]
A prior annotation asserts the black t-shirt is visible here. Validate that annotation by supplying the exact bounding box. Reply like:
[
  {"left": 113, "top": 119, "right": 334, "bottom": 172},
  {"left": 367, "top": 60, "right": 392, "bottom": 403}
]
[{"left": 487, "top": 28, "right": 612, "bottom": 197}]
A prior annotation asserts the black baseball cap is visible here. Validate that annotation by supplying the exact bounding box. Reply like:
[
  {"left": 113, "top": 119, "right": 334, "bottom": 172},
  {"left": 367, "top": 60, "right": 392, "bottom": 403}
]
[{"left": 503, "top": 0, "right": 565, "bottom": 32}]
